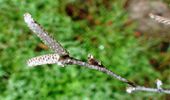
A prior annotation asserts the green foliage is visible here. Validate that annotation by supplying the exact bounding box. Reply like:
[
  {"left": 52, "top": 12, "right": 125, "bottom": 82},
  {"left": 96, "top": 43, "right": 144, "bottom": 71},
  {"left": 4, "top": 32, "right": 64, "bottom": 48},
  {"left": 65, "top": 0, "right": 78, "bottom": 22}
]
[{"left": 0, "top": 0, "right": 167, "bottom": 99}]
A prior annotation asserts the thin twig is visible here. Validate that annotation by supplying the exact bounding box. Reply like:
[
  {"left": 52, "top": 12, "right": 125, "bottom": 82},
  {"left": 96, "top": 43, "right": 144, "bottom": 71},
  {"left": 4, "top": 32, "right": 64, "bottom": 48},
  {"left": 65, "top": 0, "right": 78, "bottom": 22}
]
[
  {"left": 149, "top": 13, "right": 170, "bottom": 25},
  {"left": 127, "top": 86, "right": 170, "bottom": 94},
  {"left": 24, "top": 13, "right": 170, "bottom": 94}
]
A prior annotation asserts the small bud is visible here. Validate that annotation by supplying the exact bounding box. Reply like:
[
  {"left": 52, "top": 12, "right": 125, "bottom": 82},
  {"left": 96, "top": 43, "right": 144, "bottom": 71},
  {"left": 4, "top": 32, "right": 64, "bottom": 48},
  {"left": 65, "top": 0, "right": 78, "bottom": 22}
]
[
  {"left": 156, "top": 79, "right": 163, "bottom": 91},
  {"left": 88, "top": 54, "right": 94, "bottom": 59},
  {"left": 87, "top": 54, "right": 102, "bottom": 66},
  {"left": 126, "top": 87, "right": 135, "bottom": 93},
  {"left": 149, "top": 13, "right": 154, "bottom": 19}
]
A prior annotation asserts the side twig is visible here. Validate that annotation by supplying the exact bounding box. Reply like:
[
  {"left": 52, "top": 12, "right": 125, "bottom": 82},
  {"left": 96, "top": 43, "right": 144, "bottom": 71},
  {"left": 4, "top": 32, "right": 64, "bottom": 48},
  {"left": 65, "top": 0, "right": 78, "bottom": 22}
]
[{"left": 24, "top": 13, "right": 170, "bottom": 94}]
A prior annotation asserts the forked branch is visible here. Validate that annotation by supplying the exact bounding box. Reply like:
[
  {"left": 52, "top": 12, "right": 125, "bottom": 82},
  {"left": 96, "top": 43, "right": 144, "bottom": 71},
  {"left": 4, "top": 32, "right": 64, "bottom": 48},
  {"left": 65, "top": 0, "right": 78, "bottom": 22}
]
[{"left": 24, "top": 13, "right": 170, "bottom": 94}]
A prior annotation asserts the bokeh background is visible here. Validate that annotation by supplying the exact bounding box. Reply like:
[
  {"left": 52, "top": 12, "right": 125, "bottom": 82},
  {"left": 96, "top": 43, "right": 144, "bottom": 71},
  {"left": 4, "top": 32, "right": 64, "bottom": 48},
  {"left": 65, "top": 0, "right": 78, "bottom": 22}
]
[{"left": 1, "top": 0, "right": 170, "bottom": 99}]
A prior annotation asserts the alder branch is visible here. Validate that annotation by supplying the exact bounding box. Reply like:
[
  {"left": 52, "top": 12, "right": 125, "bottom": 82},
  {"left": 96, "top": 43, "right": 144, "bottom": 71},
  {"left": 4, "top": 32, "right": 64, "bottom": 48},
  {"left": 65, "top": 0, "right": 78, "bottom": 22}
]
[{"left": 24, "top": 13, "right": 170, "bottom": 94}]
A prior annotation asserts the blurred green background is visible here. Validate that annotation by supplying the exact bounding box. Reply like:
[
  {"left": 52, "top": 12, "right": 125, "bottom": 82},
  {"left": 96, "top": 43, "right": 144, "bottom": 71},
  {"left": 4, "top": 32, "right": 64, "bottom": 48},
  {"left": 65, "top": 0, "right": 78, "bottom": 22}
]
[{"left": 0, "top": 0, "right": 170, "bottom": 99}]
